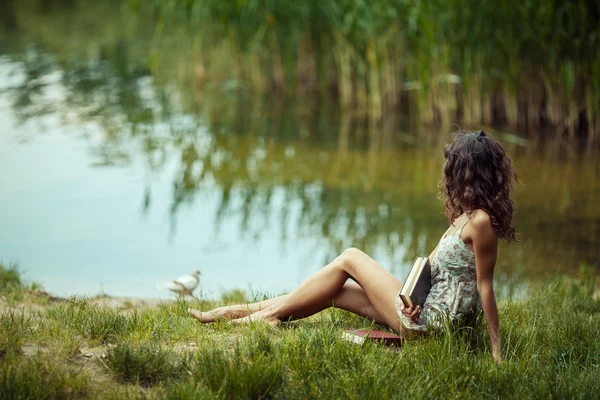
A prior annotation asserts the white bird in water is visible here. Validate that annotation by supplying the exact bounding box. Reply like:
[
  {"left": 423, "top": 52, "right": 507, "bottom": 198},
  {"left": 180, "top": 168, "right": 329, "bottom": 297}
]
[{"left": 157, "top": 270, "right": 200, "bottom": 297}]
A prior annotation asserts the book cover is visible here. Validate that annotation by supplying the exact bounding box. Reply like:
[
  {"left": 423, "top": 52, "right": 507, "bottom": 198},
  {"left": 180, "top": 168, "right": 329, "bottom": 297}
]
[
  {"left": 341, "top": 329, "right": 403, "bottom": 346},
  {"left": 400, "top": 257, "right": 432, "bottom": 308}
]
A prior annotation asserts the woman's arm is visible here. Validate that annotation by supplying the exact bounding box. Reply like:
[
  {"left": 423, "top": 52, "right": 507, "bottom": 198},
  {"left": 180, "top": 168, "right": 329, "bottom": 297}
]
[
  {"left": 478, "top": 278, "right": 500, "bottom": 362},
  {"left": 470, "top": 212, "right": 501, "bottom": 363}
]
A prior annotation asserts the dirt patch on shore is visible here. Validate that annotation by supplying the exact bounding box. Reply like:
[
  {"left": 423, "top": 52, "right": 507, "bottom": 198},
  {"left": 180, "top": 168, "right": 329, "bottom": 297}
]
[
  {"left": 1, "top": 290, "right": 173, "bottom": 310},
  {"left": 87, "top": 295, "right": 172, "bottom": 309}
]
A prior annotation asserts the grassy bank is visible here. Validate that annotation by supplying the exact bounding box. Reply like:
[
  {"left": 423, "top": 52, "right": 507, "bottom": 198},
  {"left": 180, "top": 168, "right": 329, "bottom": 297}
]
[
  {"left": 1, "top": 262, "right": 599, "bottom": 399},
  {"left": 146, "top": 0, "right": 600, "bottom": 140}
]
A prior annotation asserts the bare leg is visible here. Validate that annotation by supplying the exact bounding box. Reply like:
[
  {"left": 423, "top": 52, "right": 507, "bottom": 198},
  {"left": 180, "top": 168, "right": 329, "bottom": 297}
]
[
  {"left": 232, "top": 248, "right": 406, "bottom": 334},
  {"left": 189, "top": 296, "right": 283, "bottom": 323},
  {"left": 189, "top": 281, "right": 386, "bottom": 324},
  {"left": 280, "top": 281, "right": 388, "bottom": 324}
]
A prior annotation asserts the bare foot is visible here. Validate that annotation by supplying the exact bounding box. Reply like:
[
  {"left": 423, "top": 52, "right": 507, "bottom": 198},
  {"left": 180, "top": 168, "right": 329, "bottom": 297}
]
[
  {"left": 188, "top": 308, "right": 210, "bottom": 323},
  {"left": 188, "top": 306, "right": 252, "bottom": 323},
  {"left": 230, "top": 310, "right": 280, "bottom": 327}
]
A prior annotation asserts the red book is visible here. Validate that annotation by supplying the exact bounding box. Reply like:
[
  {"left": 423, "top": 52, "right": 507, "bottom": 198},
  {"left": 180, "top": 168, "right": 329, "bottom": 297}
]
[{"left": 341, "top": 329, "right": 403, "bottom": 346}]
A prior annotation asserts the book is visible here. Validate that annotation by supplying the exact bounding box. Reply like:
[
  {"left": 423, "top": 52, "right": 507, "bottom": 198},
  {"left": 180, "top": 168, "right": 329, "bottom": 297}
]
[
  {"left": 341, "top": 329, "right": 403, "bottom": 346},
  {"left": 399, "top": 256, "right": 432, "bottom": 309}
]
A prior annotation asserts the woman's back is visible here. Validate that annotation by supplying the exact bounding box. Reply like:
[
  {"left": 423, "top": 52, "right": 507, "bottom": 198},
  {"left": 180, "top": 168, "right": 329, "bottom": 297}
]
[
  {"left": 429, "top": 219, "right": 481, "bottom": 323},
  {"left": 396, "top": 217, "right": 481, "bottom": 331}
]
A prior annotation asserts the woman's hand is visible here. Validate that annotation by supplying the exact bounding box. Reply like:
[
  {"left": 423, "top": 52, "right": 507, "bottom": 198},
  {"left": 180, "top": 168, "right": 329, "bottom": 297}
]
[{"left": 400, "top": 304, "right": 421, "bottom": 322}]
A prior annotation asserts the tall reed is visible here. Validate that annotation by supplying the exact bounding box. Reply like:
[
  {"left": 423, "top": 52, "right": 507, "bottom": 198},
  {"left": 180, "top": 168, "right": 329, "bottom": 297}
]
[{"left": 145, "top": 0, "right": 600, "bottom": 140}]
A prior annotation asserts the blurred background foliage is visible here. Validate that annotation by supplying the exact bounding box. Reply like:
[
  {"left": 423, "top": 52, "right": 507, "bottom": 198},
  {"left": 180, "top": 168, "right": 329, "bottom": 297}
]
[{"left": 143, "top": 0, "right": 600, "bottom": 141}]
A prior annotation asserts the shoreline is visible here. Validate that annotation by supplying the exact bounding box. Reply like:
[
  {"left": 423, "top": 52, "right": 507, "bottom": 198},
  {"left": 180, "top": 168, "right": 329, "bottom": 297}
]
[{"left": 0, "top": 288, "right": 175, "bottom": 311}]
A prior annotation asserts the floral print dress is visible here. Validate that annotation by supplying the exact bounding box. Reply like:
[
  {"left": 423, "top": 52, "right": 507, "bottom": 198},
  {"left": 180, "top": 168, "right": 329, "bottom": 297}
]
[{"left": 395, "top": 219, "right": 481, "bottom": 331}]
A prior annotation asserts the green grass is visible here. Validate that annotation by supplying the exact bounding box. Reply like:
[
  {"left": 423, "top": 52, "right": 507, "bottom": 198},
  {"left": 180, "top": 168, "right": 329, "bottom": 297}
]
[
  {"left": 0, "top": 263, "right": 21, "bottom": 291},
  {"left": 0, "top": 263, "right": 26, "bottom": 303},
  {"left": 99, "top": 342, "right": 188, "bottom": 386},
  {"left": 0, "top": 262, "right": 46, "bottom": 305},
  {"left": 0, "top": 357, "right": 90, "bottom": 400},
  {"left": 185, "top": 330, "right": 286, "bottom": 399},
  {"left": 0, "top": 266, "right": 599, "bottom": 398},
  {"left": 45, "top": 301, "right": 138, "bottom": 344},
  {"left": 0, "top": 310, "right": 33, "bottom": 358}
]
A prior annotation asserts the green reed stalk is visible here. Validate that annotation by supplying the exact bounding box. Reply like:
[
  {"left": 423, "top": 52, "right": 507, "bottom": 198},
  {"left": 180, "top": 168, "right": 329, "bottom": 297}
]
[{"left": 145, "top": 0, "right": 599, "bottom": 139}]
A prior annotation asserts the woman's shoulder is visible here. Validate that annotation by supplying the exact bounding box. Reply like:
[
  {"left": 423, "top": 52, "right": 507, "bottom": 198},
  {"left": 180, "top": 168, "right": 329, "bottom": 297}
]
[
  {"left": 468, "top": 210, "right": 497, "bottom": 240},
  {"left": 469, "top": 209, "right": 491, "bottom": 225}
]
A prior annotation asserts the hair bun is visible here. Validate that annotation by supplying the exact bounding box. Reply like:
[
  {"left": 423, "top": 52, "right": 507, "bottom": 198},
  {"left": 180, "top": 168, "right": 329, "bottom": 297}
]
[{"left": 478, "top": 130, "right": 486, "bottom": 137}]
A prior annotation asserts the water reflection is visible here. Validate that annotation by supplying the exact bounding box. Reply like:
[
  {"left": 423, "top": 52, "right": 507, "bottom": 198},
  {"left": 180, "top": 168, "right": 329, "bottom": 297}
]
[
  {"left": 0, "top": 3, "right": 598, "bottom": 298},
  {"left": 0, "top": 0, "right": 17, "bottom": 32}
]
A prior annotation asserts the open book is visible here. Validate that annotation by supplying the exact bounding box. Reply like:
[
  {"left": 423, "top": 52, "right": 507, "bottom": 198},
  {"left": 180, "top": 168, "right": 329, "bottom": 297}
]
[
  {"left": 399, "top": 257, "right": 432, "bottom": 308},
  {"left": 341, "top": 329, "right": 402, "bottom": 346}
]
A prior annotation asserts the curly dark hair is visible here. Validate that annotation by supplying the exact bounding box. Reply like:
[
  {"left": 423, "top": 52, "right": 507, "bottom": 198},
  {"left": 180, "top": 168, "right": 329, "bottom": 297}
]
[{"left": 439, "top": 130, "right": 518, "bottom": 242}]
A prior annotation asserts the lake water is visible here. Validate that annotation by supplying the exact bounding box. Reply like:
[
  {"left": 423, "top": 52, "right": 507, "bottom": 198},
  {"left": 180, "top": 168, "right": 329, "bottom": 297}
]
[{"left": 0, "top": 2, "right": 598, "bottom": 300}]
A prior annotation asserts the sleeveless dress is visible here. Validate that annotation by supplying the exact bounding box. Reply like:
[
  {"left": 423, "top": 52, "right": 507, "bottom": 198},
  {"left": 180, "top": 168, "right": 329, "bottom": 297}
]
[{"left": 395, "top": 219, "right": 482, "bottom": 331}]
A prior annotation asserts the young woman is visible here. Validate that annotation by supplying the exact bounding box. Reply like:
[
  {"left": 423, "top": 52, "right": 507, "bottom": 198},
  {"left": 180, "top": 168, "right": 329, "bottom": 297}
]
[{"left": 189, "top": 130, "right": 517, "bottom": 362}]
